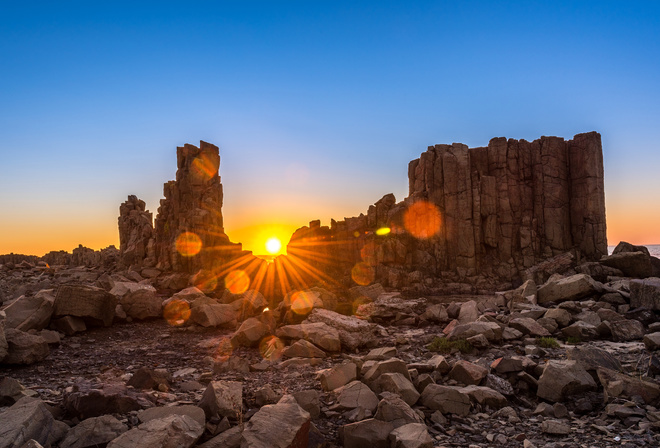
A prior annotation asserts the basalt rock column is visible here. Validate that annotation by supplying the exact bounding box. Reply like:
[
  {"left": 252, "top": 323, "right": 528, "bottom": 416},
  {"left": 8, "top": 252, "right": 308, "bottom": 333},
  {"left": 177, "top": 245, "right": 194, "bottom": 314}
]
[
  {"left": 288, "top": 132, "right": 607, "bottom": 287},
  {"left": 118, "top": 195, "right": 155, "bottom": 269},
  {"left": 154, "top": 141, "right": 241, "bottom": 273}
]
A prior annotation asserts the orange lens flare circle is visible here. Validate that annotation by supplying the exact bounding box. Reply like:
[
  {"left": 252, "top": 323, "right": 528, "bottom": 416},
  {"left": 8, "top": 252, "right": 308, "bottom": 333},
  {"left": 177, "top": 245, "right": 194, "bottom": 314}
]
[
  {"left": 403, "top": 201, "right": 442, "bottom": 239},
  {"left": 259, "top": 335, "right": 285, "bottom": 361},
  {"left": 214, "top": 337, "right": 234, "bottom": 362},
  {"left": 225, "top": 270, "right": 250, "bottom": 294},
  {"left": 175, "top": 232, "right": 202, "bottom": 257},
  {"left": 291, "top": 291, "right": 314, "bottom": 315},
  {"left": 163, "top": 299, "right": 191, "bottom": 327},
  {"left": 351, "top": 262, "right": 375, "bottom": 286},
  {"left": 360, "top": 242, "right": 377, "bottom": 266}
]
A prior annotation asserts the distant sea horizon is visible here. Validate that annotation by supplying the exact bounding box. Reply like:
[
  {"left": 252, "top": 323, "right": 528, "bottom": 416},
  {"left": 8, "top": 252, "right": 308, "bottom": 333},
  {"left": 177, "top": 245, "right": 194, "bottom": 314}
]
[{"left": 608, "top": 244, "right": 660, "bottom": 257}]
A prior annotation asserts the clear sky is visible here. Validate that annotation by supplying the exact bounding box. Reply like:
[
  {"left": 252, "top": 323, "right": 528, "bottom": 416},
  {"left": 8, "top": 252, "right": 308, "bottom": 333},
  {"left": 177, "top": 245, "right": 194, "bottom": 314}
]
[{"left": 1, "top": 0, "right": 659, "bottom": 256}]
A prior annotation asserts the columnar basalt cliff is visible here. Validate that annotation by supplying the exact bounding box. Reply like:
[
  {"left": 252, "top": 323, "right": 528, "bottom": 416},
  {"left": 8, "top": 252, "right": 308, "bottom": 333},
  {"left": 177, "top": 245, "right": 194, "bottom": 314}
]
[{"left": 287, "top": 132, "right": 607, "bottom": 289}]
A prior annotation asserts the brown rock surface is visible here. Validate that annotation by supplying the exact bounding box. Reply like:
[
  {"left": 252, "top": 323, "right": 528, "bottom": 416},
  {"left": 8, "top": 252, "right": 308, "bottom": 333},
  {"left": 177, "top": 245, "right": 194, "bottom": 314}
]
[{"left": 118, "top": 195, "right": 155, "bottom": 269}]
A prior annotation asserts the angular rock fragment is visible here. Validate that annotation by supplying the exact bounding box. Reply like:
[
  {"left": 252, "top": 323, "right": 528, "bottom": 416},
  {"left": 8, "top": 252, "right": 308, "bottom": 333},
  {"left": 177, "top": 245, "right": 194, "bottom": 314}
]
[
  {"left": 629, "top": 278, "right": 660, "bottom": 311},
  {"left": 372, "top": 373, "right": 420, "bottom": 406},
  {"left": 336, "top": 380, "right": 379, "bottom": 413},
  {"left": 0, "top": 398, "right": 54, "bottom": 448},
  {"left": 597, "top": 367, "right": 660, "bottom": 404},
  {"left": 106, "top": 415, "right": 203, "bottom": 448},
  {"left": 537, "top": 274, "right": 602, "bottom": 305},
  {"left": 374, "top": 394, "right": 424, "bottom": 428},
  {"left": 341, "top": 418, "right": 394, "bottom": 448},
  {"left": 306, "top": 308, "right": 382, "bottom": 351},
  {"left": 508, "top": 317, "right": 551, "bottom": 337},
  {"left": 59, "top": 415, "right": 128, "bottom": 448},
  {"left": 282, "top": 339, "right": 326, "bottom": 358},
  {"left": 536, "top": 360, "right": 596, "bottom": 402},
  {"left": 137, "top": 405, "right": 206, "bottom": 427},
  {"left": 64, "top": 382, "right": 149, "bottom": 419},
  {"left": 3, "top": 290, "right": 54, "bottom": 331},
  {"left": 54, "top": 285, "right": 118, "bottom": 327},
  {"left": 240, "top": 395, "right": 311, "bottom": 448},
  {"left": 198, "top": 380, "right": 243, "bottom": 419},
  {"left": 3, "top": 328, "right": 49, "bottom": 365},
  {"left": 230, "top": 317, "right": 270, "bottom": 347},
  {"left": 448, "top": 360, "right": 488, "bottom": 386},
  {"left": 420, "top": 384, "right": 470, "bottom": 416},
  {"left": 318, "top": 362, "right": 357, "bottom": 391},
  {"left": 388, "top": 422, "right": 433, "bottom": 448},
  {"left": 276, "top": 322, "right": 341, "bottom": 352},
  {"left": 120, "top": 288, "right": 162, "bottom": 320}
]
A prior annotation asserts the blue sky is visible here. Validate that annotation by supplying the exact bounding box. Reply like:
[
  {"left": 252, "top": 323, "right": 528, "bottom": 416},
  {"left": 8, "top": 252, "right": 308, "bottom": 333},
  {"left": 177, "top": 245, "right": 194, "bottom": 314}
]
[{"left": 1, "top": 1, "right": 659, "bottom": 255}]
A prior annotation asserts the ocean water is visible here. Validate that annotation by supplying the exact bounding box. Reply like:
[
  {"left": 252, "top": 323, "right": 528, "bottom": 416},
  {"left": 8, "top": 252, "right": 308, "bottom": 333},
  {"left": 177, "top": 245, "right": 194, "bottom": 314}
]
[{"left": 607, "top": 244, "right": 660, "bottom": 257}]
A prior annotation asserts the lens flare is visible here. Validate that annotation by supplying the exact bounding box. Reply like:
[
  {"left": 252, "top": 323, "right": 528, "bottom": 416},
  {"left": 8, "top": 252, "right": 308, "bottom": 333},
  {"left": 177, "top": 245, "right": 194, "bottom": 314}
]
[
  {"left": 291, "top": 291, "right": 315, "bottom": 315},
  {"left": 265, "top": 237, "right": 282, "bottom": 255},
  {"left": 214, "top": 337, "right": 234, "bottom": 362},
  {"left": 351, "top": 262, "right": 375, "bottom": 286},
  {"left": 225, "top": 270, "right": 250, "bottom": 294},
  {"left": 191, "top": 153, "right": 219, "bottom": 181},
  {"left": 176, "top": 232, "right": 202, "bottom": 257},
  {"left": 360, "top": 242, "right": 377, "bottom": 266},
  {"left": 376, "top": 227, "right": 391, "bottom": 236},
  {"left": 193, "top": 270, "right": 218, "bottom": 292},
  {"left": 403, "top": 201, "right": 442, "bottom": 239},
  {"left": 259, "top": 335, "right": 285, "bottom": 361},
  {"left": 163, "top": 299, "right": 191, "bottom": 326}
]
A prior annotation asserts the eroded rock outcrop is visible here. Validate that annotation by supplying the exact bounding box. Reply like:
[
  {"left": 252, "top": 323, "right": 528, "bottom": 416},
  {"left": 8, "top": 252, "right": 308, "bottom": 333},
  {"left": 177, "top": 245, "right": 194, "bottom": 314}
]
[
  {"left": 287, "top": 132, "right": 607, "bottom": 288},
  {"left": 118, "top": 195, "right": 155, "bottom": 269}
]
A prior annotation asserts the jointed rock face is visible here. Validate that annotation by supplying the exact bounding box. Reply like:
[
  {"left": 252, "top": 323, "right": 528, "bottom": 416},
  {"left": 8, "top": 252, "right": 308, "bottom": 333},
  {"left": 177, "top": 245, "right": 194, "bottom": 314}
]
[{"left": 289, "top": 132, "right": 607, "bottom": 288}]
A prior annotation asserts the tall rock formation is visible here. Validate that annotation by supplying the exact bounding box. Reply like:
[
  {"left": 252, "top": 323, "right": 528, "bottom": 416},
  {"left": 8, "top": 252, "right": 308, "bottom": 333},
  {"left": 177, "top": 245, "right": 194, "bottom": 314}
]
[
  {"left": 153, "top": 141, "right": 242, "bottom": 273},
  {"left": 118, "top": 195, "right": 155, "bottom": 269},
  {"left": 287, "top": 132, "right": 607, "bottom": 289}
]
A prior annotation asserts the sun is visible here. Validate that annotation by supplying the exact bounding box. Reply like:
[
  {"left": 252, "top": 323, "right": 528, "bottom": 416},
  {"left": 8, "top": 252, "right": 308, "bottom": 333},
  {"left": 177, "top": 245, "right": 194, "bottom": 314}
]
[{"left": 265, "top": 237, "right": 282, "bottom": 255}]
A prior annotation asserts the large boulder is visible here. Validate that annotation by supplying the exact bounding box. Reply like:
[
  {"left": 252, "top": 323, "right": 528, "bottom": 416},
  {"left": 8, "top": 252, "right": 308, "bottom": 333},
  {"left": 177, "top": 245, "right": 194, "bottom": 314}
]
[
  {"left": 189, "top": 301, "right": 236, "bottom": 328},
  {"left": 0, "top": 398, "right": 54, "bottom": 448},
  {"left": 601, "top": 243, "right": 654, "bottom": 278},
  {"left": 276, "top": 322, "right": 341, "bottom": 352},
  {"left": 447, "top": 321, "right": 502, "bottom": 342},
  {"left": 419, "top": 384, "right": 471, "bottom": 416},
  {"left": 341, "top": 418, "right": 394, "bottom": 448},
  {"left": 2, "top": 329, "right": 49, "bottom": 365},
  {"left": 120, "top": 289, "right": 163, "bottom": 320},
  {"left": 3, "top": 290, "right": 55, "bottom": 331},
  {"left": 537, "top": 360, "right": 597, "bottom": 402},
  {"left": 54, "top": 285, "right": 118, "bottom": 327},
  {"left": 537, "top": 274, "right": 602, "bottom": 304},
  {"left": 240, "top": 395, "right": 311, "bottom": 448},
  {"left": 198, "top": 380, "right": 243, "bottom": 419},
  {"left": 629, "top": 278, "right": 660, "bottom": 311},
  {"left": 106, "top": 415, "right": 203, "bottom": 448},
  {"left": 230, "top": 317, "right": 270, "bottom": 347},
  {"left": 305, "top": 308, "right": 383, "bottom": 351},
  {"left": 374, "top": 395, "right": 424, "bottom": 428},
  {"left": 336, "top": 380, "right": 379, "bottom": 413},
  {"left": 388, "top": 423, "right": 433, "bottom": 448},
  {"left": 597, "top": 367, "right": 660, "bottom": 405},
  {"left": 64, "top": 382, "right": 148, "bottom": 419},
  {"left": 59, "top": 415, "right": 128, "bottom": 448}
]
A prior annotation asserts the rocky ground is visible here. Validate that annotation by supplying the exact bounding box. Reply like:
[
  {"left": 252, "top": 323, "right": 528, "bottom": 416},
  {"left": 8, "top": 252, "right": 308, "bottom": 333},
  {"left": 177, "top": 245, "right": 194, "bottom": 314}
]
[{"left": 2, "top": 243, "right": 660, "bottom": 448}]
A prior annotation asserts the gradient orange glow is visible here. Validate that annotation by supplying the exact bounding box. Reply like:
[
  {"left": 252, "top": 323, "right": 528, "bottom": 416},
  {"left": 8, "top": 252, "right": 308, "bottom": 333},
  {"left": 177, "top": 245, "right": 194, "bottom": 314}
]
[{"left": 404, "top": 200, "right": 442, "bottom": 239}]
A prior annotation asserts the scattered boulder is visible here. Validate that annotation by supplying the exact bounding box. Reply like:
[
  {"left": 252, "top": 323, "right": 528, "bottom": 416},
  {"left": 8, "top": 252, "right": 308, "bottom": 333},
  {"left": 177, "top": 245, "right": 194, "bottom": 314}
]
[
  {"left": 240, "top": 395, "right": 311, "bottom": 448},
  {"left": 3, "top": 328, "right": 49, "bottom": 365},
  {"left": 106, "top": 414, "right": 203, "bottom": 448},
  {"left": 126, "top": 367, "right": 171, "bottom": 391},
  {"left": 374, "top": 394, "right": 424, "bottom": 428},
  {"left": 3, "top": 290, "right": 55, "bottom": 331},
  {"left": 0, "top": 377, "right": 38, "bottom": 405},
  {"left": 282, "top": 339, "right": 326, "bottom": 358},
  {"left": 0, "top": 398, "right": 54, "bottom": 448},
  {"left": 419, "top": 384, "right": 471, "bottom": 416},
  {"left": 601, "top": 251, "right": 653, "bottom": 278},
  {"left": 53, "top": 285, "right": 118, "bottom": 327},
  {"left": 608, "top": 319, "right": 645, "bottom": 342},
  {"left": 189, "top": 301, "right": 236, "bottom": 328},
  {"left": 230, "top": 317, "right": 270, "bottom": 347},
  {"left": 59, "top": 415, "right": 128, "bottom": 448},
  {"left": 447, "top": 321, "right": 502, "bottom": 342},
  {"left": 566, "top": 346, "right": 622, "bottom": 372},
  {"left": 318, "top": 362, "right": 357, "bottom": 391},
  {"left": 306, "top": 308, "right": 382, "bottom": 351},
  {"left": 336, "top": 380, "right": 379, "bottom": 413},
  {"left": 388, "top": 423, "right": 433, "bottom": 448},
  {"left": 50, "top": 316, "right": 87, "bottom": 335},
  {"left": 537, "top": 274, "right": 602, "bottom": 305},
  {"left": 643, "top": 332, "right": 660, "bottom": 350},
  {"left": 137, "top": 405, "right": 206, "bottom": 427},
  {"left": 120, "top": 288, "right": 163, "bottom": 320},
  {"left": 459, "top": 385, "right": 508, "bottom": 409},
  {"left": 0, "top": 310, "right": 7, "bottom": 361},
  {"left": 629, "top": 278, "right": 660, "bottom": 311},
  {"left": 597, "top": 367, "right": 660, "bottom": 404},
  {"left": 198, "top": 380, "right": 243, "bottom": 419},
  {"left": 291, "top": 389, "right": 321, "bottom": 419},
  {"left": 561, "top": 321, "right": 598, "bottom": 341},
  {"left": 537, "top": 360, "right": 597, "bottom": 402},
  {"left": 341, "top": 418, "right": 394, "bottom": 448},
  {"left": 64, "top": 382, "right": 148, "bottom": 419},
  {"left": 508, "top": 317, "right": 551, "bottom": 337},
  {"left": 448, "top": 360, "right": 488, "bottom": 386},
  {"left": 276, "top": 322, "right": 341, "bottom": 352},
  {"left": 372, "top": 373, "right": 420, "bottom": 406}
]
